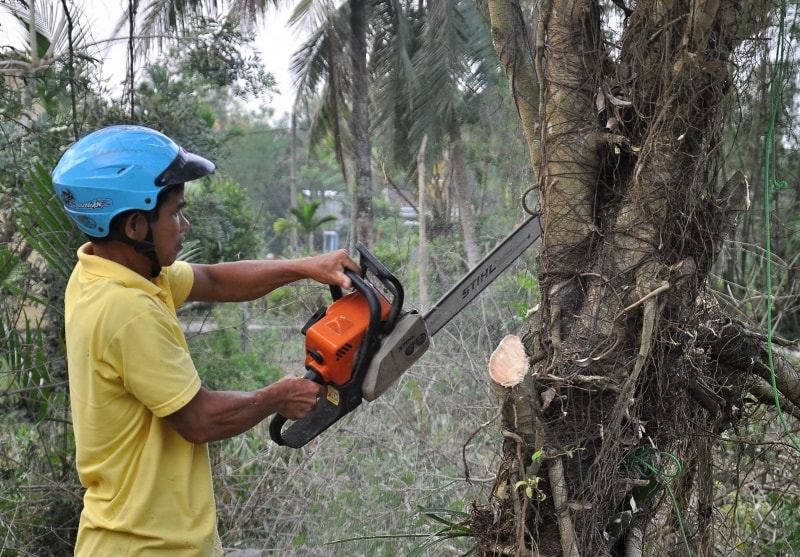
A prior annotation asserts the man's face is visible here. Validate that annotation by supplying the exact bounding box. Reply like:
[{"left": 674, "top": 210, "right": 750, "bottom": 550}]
[{"left": 151, "top": 186, "right": 190, "bottom": 267}]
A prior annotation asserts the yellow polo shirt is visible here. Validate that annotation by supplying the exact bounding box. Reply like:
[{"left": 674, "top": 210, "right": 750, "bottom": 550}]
[{"left": 65, "top": 243, "right": 223, "bottom": 556}]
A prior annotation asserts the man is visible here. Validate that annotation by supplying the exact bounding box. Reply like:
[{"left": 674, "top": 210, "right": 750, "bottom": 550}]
[{"left": 52, "top": 125, "right": 360, "bottom": 556}]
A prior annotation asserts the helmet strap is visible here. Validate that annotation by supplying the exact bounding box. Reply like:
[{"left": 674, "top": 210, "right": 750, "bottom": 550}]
[
  {"left": 132, "top": 228, "right": 163, "bottom": 278},
  {"left": 110, "top": 212, "right": 163, "bottom": 278}
]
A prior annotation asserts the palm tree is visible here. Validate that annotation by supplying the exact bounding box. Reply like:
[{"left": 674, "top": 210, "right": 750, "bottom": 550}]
[
  {"left": 288, "top": 0, "right": 499, "bottom": 268},
  {"left": 119, "top": 0, "right": 376, "bottom": 249},
  {"left": 408, "top": 0, "right": 496, "bottom": 268},
  {"left": 273, "top": 194, "right": 338, "bottom": 252},
  {"left": 476, "top": 0, "right": 800, "bottom": 554},
  {"left": 0, "top": 0, "right": 90, "bottom": 130},
  {"left": 288, "top": 0, "right": 380, "bottom": 249}
]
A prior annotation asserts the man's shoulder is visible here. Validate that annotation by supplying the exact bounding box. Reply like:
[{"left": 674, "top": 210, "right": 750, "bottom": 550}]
[
  {"left": 161, "top": 260, "right": 195, "bottom": 305},
  {"left": 164, "top": 260, "right": 193, "bottom": 281}
]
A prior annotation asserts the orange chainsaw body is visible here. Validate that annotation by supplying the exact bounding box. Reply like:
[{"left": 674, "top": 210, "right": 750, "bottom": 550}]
[{"left": 304, "top": 290, "right": 391, "bottom": 386}]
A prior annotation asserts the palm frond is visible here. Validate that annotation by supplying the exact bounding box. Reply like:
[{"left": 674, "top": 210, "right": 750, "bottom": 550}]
[
  {"left": 0, "top": 0, "right": 89, "bottom": 64},
  {"left": 369, "top": 2, "right": 421, "bottom": 172},
  {"left": 16, "top": 162, "right": 82, "bottom": 282},
  {"left": 408, "top": 0, "right": 495, "bottom": 144},
  {"left": 289, "top": 0, "right": 353, "bottom": 166},
  {"left": 177, "top": 239, "right": 205, "bottom": 263}
]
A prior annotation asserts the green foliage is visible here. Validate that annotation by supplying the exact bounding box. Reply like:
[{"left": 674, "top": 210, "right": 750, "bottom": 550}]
[
  {"left": 730, "top": 490, "right": 800, "bottom": 556},
  {"left": 711, "top": 409, "right": 800, "bottom": 557},
  {"left": 216, "top": 123, "right": 293, "bottom": 253},
  {"left": 185, "top": 305, "right": 285, "bottom": 393},
  {"left": 184, "top": 176, "right": 265, "bottom": 263},
  {"left": 514, "top": 450, "right": 547, "bottom": 501},
  {"left": 327, "top": 508, "right": 476, "bottom": 557},
  {"left": 218, "top": 118, "right": 348, "bottom": 257},
  {"left": 0, "top": 153, "right": 77, "bottom": 557},
  {"left": 184, "top": 17, "right": 276, "bottom": 99},
  {"left": 509, "top": 270, "right": 539, "bottom": 321},
  {"left": 273, "top": 195, "right": 338, "bottom": 252},
  {"left": 97, "top": 16, "right": 277, "bottom": 162},
  {"left": 0, "top": 411, "right": 81, "bottom": 557},
  {"left": 125, "top": 62, "right": 225, "bottom": 158}
]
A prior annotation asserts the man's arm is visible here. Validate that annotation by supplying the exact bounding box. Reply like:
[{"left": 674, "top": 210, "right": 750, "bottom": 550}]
[
  {"left": 187, "top": 250, "right": 360, "bottom": 303},
  {"left": 163, "top": 377, "right": 324, "bottom": 444}
]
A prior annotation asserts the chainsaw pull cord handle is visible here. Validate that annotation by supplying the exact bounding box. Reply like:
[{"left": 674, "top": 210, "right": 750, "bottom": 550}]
[{"left": 269, "top": 268, "right": 382, "bottom": 446}]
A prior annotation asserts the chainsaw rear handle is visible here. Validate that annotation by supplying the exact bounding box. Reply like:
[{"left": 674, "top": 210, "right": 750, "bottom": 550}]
[
  {"left": 269, "top": 269, "right": 384, "bottom": 447},
  {"left": 267, "top": 368, "right": 322, "bottom": 447}
]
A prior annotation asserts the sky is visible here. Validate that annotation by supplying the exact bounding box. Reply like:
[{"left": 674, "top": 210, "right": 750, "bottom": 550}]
[{"left": 0, "top": 0, "right": 302, "bottom": 117}]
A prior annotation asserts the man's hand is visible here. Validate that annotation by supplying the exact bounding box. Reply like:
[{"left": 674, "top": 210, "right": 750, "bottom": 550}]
[
  {"left": 269, "top": 376, "right": 326, "bottom": 420},
  {"left": 188, "top": 250, "right": 361, "bottom": 303},
  {"left": 304, "top": 249, "right": 361, "bottom": 290},
  {"left": 164, "top": 378, "right": 325, "bottom": 444}
]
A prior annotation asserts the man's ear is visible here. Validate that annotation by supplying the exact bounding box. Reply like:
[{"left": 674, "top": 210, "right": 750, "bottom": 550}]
[{"left": 122, "top": 211, "right": 149, "bottom": 242}]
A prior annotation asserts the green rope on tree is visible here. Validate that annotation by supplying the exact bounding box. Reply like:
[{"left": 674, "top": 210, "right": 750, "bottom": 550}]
[
  {"left": 763, "top": 0, "right": 800, "bottom": 454},
  {"left": 632, "top": 448, "right": 693, "bottom": 556}
]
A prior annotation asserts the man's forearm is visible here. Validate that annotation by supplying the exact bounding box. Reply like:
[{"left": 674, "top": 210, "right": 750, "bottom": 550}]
[
  {"left": 189, "top": 259, "right": 315, "bottom": 303},
  {"left": 164, "top": 379, "right": 323, "bottom": 444},
  {"left": 187, "top": 250, "right": 357, "bottom": 303}
]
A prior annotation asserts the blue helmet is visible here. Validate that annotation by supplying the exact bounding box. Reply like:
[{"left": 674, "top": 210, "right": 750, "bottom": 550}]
[{"left": 52, "top": 125, "right": 215, "bottom": 237}]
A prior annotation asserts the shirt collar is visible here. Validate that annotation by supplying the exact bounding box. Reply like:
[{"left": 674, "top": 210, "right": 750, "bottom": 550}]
[{"left": 77, "top": 242, "right": 166, "bottom": 297}]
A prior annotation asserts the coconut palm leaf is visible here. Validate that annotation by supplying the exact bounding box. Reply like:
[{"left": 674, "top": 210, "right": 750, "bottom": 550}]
[
  {"left": 408, "top": 0, "right": 496, "bottom": 149},
  {"left": 0, "top": 0, "right": 90, "bottom": 65},
  {"left": 290, "top": 0, "right": 354, "bottom": 170}
]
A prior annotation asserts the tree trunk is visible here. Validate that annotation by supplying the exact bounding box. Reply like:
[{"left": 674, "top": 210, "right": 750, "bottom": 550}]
[
  {"left": 418, "top": 135, "right": 429, "bottom": 311},
  {"left": 290, "top": 112, "right": 299, "bottom": 253},
  {"left": 349, "top": 0, "right": 374, "bottom": 247},
  {"left": 448, "top": 113, "right": 481, "bottom": 268},
  {"left": 478, "top": 0, "right": 793, "bottom": 555}
]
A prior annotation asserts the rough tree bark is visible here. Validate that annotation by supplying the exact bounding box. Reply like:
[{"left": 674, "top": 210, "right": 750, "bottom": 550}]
[
  {"left": 475, "top": 0, "right": 798, "bottom": 555},
  {"left": 349, "top": 0, "right": 374, "bottom": 247},
  {"left": 449, "top": 113, "right": 482, "bottom": 268}
]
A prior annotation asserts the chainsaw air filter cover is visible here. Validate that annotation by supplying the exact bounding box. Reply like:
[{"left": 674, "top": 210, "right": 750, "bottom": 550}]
[{"left": 304, "top": 290, "right": 391, "bottom": 385}]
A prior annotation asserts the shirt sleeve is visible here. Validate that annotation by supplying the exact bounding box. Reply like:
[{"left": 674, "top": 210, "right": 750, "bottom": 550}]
[{"left": 165, "top": 261, "right": 195, "bottom": 308}]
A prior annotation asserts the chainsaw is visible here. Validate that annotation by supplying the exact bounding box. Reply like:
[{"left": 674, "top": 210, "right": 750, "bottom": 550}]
[{"left": 269, "top": 215, "right": 543, "bottom": 448}]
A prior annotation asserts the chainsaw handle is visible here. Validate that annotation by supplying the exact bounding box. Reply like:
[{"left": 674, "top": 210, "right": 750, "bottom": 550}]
[
  {"left": 269, "top": 270, "right": 381, "bottom": 448},
  {"left": 269, "top": 369, "right": 325, "bottom": 446},
  {"left": 346, "top": 271, "right": 383, "bottom": 382},
  {"left": 329, "top": 263, "right": 363, "bottom": 301},
  {"left": 354, "top": 242, "right": 404, "bottom": 332},
  {"left": 269, "top": 411, "right": 289, "bottom": 445},
  {"left": 330, "top": 245, "right": 404, "bottom": 332}
]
